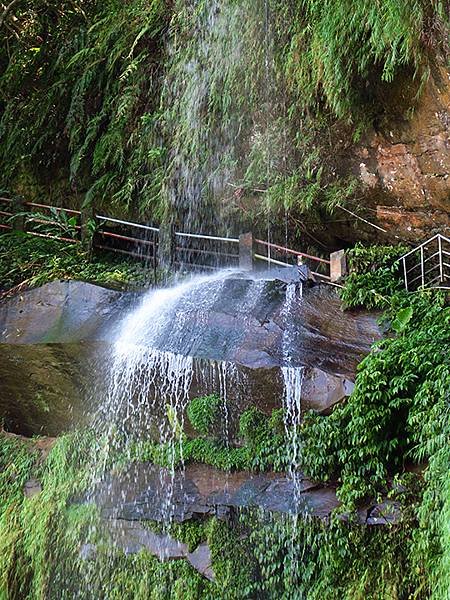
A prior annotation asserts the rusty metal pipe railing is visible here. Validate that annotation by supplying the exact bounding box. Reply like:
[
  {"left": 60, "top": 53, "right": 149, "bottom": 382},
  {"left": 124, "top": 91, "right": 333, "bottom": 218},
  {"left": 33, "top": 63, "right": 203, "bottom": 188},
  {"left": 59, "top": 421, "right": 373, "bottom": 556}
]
[{"left": 255, "top": 239, "right": 331, "bottom": 265}]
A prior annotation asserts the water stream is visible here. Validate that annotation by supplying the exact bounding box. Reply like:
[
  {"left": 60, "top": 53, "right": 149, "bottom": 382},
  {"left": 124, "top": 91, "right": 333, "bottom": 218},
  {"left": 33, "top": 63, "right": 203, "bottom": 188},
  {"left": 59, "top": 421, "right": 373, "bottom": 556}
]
[{"left": 88, "top": 0, "right": 307, "bottom": 587}]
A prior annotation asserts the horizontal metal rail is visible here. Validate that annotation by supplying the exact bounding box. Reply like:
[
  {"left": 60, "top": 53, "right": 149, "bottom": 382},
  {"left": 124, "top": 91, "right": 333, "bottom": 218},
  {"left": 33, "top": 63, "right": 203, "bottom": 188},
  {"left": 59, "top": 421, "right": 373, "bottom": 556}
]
[
  {"left": 96, "top": 214, "right": 159, "bottom": 233},
  {"left": 175, "top": 231, "right": 239, "bottom": 243},
  {"left": 400, "top": 233, "right": 450, "bottom": 291},
  {"left": 96, "top": 230, "right": 156, "bottom": 247},
  {"left": 25, "top": 202, "right": 81, "bottom": 216},
  {"left": 26, "top": 231, "right": 79, "bottom": 244},
  {"left": 254, "top": 253, "right": 331, "bottom": 280},
  {"left": 400, "top": 233, "right": 450, "bottom": 259},
  {"left": 27, "top": 217, "right": 81, "bottom": 230},
  {"left": 174, "top": 261, "right": 218, "bottom": 271},
  {"left": 1, "top": 200, "right": 339, "bottom": 283},
  {"left": 94, "top": 244, "right": 154, "bottom": 260},
  {"left": 177, "top": 246, "right": 239, "bottom": 260},
  {"left": 255, "top": 239, "right": 331, "bottom": 265}
]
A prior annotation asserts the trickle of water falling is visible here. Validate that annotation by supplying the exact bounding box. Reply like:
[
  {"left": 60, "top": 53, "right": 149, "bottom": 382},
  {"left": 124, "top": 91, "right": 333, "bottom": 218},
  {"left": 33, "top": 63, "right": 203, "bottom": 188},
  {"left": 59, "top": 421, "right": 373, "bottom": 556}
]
[
  {"left": 279, "top": 280, "right": 307, "bottom": 589},
  {"left": 281, "top": 365, "right": 304, "bottom": 503},
  {"left": 92, "top": 270, "right": 236, "bottom": 524},
  {"left": 280, "top": 282, "right": 304, "bottom": 506}
]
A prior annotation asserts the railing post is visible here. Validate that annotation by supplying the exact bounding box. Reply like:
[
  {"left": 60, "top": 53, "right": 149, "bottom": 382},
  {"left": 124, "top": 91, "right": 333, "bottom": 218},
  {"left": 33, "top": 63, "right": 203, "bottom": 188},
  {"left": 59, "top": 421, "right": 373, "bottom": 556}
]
[
  {"left": 402, "top": 257, "right": 408, "bottom": 292},
  {"left": 80, "top": 206, "right": 94, "bottom": 254},
  {"left": 12, "top": 196, "right": 25, "bottom": 232},
  {"left": 420, "top": 246, "right": 425, "bottom": 288},
  {"left": 438, "top": 235, "right": 444, "bottom": 285},
  {"left": 159, "top": 222, "right": 175, "bottom": 269},
  {"left": 330, "top": 249, "right": 347, "bottom": 283},
  {"left": 239, "top": 232, "right": 254, "bottom": 270}
]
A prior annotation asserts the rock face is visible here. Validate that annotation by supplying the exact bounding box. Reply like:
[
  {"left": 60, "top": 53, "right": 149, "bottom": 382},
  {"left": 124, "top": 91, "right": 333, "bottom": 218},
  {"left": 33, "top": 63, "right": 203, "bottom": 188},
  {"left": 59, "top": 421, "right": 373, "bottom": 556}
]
[
  {"left": 105, "top": 520, "right": 215, "bottom": 581},
  {"left": 80, "top": 460, "right": 400, "bottom": 581},
  {"left": 91, "top": 462, "right": 398, "bottom": 527},
  {"left": 0, "top": 280, "right": 131, "bottom": 344},
  {"left": 347, "top": 66, "right": 450, "bottom": 243},
  {"left": 0, "top": 279, "right": 381, "bottom": 435}
]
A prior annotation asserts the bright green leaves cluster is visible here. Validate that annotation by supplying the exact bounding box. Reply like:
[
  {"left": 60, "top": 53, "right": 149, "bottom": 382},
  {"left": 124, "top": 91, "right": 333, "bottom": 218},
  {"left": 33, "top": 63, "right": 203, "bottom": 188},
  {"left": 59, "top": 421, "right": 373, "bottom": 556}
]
[
  {"left": 187, "top": 394, "right": 222, "bottom": 437},
  {"left": 340, "top": 242, "right": 409, "bottom": 309},
  {"left": 305, "top": 279, "right": 449, "bottom": 508},
  {"left": 300, "top": 248, "right": 450, "bottom": 598},
  {"left": 2, "top": 0, "right": 445, "bottom": 226},
  {"left": 130, "top": 404, "right": 288, "bottom": 473},
  {"left": 0, "top": 0, "right": 169, "bottom": 216},
  {"left": 0, "top": 431, "right": 101, "bottom": 599}
]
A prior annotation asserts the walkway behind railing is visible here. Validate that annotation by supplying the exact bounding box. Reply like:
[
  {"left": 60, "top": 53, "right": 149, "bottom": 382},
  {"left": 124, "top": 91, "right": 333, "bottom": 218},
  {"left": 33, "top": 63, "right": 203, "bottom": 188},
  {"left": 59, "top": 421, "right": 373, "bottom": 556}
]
[
  {"left": 0, "top": 198, "right": 348, "bottom": 283},
  {"left": 399, "top": 234, "right": 450, "bottom": 291}
]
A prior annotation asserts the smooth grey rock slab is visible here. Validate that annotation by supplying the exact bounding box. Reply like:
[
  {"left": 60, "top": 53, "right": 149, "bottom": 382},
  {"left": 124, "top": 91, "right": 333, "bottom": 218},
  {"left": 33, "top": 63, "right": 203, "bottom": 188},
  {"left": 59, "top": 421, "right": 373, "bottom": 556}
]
[
  {"left": 0, "top": 279, "right": 381, "bottom": 376},
  {"left": 108, "top": 519, "right": 188, "bottom": 560},
  {"left": 187, "top": 544, "right": 214, "bottom": 581},
  {"left": 0, "top": 278, "right": 380, "bottom": 436},
  {"left": 0, "top": 280, "right": 131, "bottom": 344},
  {"left": 89, "top": 462, "right": 400, "bottom": 525}
]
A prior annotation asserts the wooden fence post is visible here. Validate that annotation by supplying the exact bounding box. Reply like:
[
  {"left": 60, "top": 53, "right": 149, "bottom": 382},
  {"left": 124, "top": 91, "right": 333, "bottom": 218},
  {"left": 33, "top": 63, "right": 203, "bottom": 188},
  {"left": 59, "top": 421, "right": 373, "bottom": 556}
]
[
  {"left": 80, "top": 207, "right": 94, "bottom": 254},
  {"left": 239, "top": 232, "right": 254, "bottom": 270},
  {"left": 330, "top": 249, "right": 347, "bottom": 283},
  {"left": 12, "top": 196, "right": 25, "bottom": 232},
  {"left": 159, "top": 223, "right": 175, "bottom": 269}
]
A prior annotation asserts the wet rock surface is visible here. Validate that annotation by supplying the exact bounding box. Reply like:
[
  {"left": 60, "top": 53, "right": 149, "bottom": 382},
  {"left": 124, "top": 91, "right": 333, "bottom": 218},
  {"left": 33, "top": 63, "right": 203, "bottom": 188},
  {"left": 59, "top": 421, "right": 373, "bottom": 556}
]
[
  {"left": 0, "top": 280, "right": 131, "bottom": 344},
  {"left": 0, "top": 279, "right": 380, "bottom": 377},
  {"left": 102, "top": 520, "right": 215, "bottom": 581},
  {"left": 0, "top": 278, "right": 381, "bottom": 435},
  {"left": 91, "top": 462, "right": 398, "bottom": 527}
]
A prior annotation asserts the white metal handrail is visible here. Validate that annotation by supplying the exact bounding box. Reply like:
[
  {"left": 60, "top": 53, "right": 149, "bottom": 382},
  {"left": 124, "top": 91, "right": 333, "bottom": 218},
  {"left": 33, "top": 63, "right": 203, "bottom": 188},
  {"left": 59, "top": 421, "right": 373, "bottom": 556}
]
[{"left": 399, "top": 234, "right": 450, "bottom": 291}]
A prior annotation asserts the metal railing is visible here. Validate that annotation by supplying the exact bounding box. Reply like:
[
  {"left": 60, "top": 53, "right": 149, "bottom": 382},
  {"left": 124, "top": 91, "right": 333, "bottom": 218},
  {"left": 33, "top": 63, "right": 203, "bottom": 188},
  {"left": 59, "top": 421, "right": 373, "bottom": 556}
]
[
  {"left": 254, "top": 238, "right": 331, "bottom": 281},
  {"left": 0, "top": 198, "right": 339, "bottom": 281},
  {"left": 399, "top": 234, "right": 450, "bottom": 291}
]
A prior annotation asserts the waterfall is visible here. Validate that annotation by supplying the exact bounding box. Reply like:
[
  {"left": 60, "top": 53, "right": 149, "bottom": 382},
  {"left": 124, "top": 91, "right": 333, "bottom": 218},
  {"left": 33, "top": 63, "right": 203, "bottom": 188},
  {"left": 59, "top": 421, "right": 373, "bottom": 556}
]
[
  {"left": 161, "top": 0, "right": 282, "bottom": 238},
  {"left": 93, "top": 271, "right": 231, "bottom": 522},
  {"left": 280, "top": 281, "right": 305, "bottom": 507},
  {"left": 91, "top": 270, "right": 272, "bottom": 520}
]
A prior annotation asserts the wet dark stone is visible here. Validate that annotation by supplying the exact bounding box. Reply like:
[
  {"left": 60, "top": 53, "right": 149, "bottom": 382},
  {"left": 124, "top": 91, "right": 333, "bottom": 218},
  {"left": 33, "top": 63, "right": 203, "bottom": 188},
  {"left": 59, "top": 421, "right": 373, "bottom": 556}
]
[
  {"left": 0, "top": 279, "right": 380, "bottom": 376},
  {"left": 88, "top": 462, "right": 401, "bottom": 525},
  {"left": 0, "top": 279, "right": 381, "bottom": 436},
  {"left": 101, "top": 519, "right": 216, "bottom": 580},
  {"left": 187, "top": 544, "right": 214, "bottom": 581}
]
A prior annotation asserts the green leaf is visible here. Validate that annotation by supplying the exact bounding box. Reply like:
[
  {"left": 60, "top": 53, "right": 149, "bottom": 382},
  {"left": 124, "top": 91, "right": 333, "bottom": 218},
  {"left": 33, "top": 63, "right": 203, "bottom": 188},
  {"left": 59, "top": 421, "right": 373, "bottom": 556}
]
[{"left": 391, "top": 307, "right": 414, "bottom": 333}]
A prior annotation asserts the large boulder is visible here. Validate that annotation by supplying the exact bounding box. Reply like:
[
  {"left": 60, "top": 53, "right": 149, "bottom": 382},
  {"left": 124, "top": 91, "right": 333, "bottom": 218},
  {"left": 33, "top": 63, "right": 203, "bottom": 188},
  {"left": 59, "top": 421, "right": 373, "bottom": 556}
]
[{"left": 0, "top": 278, "right": 381, "bottom": 436}]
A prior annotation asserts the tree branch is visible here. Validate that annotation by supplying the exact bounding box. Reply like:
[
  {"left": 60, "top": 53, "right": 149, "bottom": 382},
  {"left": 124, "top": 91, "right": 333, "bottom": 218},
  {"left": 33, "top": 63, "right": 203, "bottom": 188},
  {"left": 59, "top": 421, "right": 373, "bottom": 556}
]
[{"left": 0, "top": 0, "right": 23, "bottom": 29}]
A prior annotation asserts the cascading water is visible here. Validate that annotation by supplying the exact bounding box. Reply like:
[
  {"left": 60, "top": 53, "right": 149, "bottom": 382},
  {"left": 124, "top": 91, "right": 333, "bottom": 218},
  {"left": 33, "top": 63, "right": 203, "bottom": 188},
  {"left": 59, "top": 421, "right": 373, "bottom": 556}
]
[
  {"left": 280, "top": 281, "right": 306, "bottom": 588},
  {"left": 281, "top": 281, "right": 304, "bottom": 504},
  {"left": 94, "top": 271, "right": 233, "bottom": 522},
  {"left": 84, "top": 0, "right": 309, "bottom": 589}
]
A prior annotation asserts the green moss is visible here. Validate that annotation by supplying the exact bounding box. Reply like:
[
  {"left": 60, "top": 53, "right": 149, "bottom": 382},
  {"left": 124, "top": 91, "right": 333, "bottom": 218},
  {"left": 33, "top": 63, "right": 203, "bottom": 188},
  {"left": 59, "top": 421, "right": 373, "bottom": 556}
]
[
  {"left": 187, "top": 394, "right": 222, "bottom": 437},
  {"left": 130, "top": 406, "right": 288, "bottom": 473}
]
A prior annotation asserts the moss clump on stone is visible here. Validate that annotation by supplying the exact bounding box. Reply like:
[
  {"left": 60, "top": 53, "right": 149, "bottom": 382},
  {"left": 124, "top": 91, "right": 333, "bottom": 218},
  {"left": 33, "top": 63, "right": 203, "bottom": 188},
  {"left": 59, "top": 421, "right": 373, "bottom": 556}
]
[{"left": 187, "top": 394, "right": 222, "bottom": 437}]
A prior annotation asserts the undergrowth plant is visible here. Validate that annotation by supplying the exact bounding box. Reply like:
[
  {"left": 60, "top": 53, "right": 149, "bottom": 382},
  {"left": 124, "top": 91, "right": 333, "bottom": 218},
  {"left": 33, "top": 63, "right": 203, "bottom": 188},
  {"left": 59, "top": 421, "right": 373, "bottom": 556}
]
[{"left": 0, "top": 232, "right": 150, "bottom": 290}]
